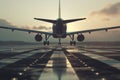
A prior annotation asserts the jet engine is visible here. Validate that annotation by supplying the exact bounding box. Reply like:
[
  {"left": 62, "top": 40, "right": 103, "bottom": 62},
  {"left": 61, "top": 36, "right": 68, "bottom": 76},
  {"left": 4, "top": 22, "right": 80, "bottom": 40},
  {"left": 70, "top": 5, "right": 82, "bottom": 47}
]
[
  {"left": 35, "top": 34, "right": 42, "bottom": 41},
  {"left": 77, "top": 34, "right": 85, "bottom": 41}
]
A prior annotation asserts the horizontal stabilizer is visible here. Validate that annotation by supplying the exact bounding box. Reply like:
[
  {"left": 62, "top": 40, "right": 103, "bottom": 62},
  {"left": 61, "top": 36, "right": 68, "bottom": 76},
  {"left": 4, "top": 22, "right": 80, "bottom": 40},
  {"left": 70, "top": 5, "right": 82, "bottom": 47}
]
[
  {"left": 63, "top": 18, "right": 86, "bottom": 23},
  {"left": 34, "top": 18, "right": 56, "bottom": 23}
]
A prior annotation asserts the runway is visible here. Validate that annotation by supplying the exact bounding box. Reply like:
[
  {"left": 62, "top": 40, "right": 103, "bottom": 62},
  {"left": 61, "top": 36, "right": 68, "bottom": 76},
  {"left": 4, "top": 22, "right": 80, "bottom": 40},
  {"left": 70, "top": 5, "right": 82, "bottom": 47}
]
[{"left": 0, "top": 42, "right": 120, "bottom": 80}]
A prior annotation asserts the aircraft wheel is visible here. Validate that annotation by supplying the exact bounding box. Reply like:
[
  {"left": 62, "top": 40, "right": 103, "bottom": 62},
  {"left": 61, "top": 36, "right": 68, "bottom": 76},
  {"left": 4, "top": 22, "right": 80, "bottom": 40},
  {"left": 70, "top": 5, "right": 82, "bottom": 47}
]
[
  {"left": 43, "top": 41, "right": 50, "bottom": 45},
  {"left": 73, "top": 41, "right": 76, "bottom": 45},
  {"left": 43, "top": 41, "right": 46, "bottom": 45},
  {"left": 70, "top": 41, "right": 72, "bottom": 46}
]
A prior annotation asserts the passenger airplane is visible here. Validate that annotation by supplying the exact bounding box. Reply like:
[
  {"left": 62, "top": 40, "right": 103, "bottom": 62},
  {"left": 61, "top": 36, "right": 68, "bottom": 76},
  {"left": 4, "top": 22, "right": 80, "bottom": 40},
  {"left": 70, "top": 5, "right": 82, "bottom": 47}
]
[{"left": 0, "top": 0, "right": 120, "bottom": 45}]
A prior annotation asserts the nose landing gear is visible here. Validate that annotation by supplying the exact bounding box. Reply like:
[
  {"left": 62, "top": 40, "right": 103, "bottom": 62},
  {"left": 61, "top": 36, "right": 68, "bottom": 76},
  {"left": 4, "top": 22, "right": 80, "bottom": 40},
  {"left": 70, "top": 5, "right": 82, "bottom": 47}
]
[
  {"left": 58, "top": 38, "right": 61, "bottom": 45},
  {"left": 70, "top": 41, "right": 76, "bottom": 46},
  {"left": 43, "top": 41, "right": 50, "bottom": 45},
  {"left": 69, "top": 35, "right": 76, "bottom": 46},
  {"left": 43, "top": 34, "right": 50, "bottom": 45}
]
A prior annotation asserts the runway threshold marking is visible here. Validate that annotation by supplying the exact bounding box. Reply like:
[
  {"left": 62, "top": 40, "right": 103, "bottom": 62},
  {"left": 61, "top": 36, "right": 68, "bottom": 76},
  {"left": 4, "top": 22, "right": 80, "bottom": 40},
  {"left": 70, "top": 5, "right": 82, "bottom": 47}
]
[
  {"left": 38, "top": 50, "right": 79, "bottom": 80},
  {"left": 67, "top": 48, "right": 120, "bottom": 70},
  {"left": 0, "top": 50, "right": 51, "bottom": 69}
]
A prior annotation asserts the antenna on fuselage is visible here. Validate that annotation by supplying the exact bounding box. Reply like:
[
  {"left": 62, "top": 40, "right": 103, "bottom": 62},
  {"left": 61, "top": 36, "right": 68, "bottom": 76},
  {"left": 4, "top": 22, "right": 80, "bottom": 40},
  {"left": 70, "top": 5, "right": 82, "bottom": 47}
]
[{"left": 58, "top": 0, "right": 61, "bottom": 18}]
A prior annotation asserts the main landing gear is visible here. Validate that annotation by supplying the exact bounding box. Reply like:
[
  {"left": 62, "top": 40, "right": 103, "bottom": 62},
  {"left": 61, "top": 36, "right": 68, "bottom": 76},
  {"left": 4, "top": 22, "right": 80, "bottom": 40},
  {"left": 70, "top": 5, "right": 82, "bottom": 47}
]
[
  {"left": 69, "top": 35, "right": 76, "bottom": 46},
  {"left": 70, "top": 41, "right": 76, "bottom": 46},
  {"left": 43, "top": 34, "right": 50, "bottom": 45}
]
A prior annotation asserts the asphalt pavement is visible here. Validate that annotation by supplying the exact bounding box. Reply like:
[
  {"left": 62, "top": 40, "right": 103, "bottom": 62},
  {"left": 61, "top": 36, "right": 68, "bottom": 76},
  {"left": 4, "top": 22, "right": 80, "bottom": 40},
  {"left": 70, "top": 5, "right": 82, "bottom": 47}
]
[{"left": 0, "top": 43, "right": 120, "bottom": 80}]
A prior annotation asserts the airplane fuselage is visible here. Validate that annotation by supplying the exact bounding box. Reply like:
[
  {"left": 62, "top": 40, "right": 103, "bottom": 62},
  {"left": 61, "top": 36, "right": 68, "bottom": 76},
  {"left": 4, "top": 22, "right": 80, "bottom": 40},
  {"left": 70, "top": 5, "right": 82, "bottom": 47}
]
[{"left": 52, "top": 18, "right": 67, "bottom": 38}]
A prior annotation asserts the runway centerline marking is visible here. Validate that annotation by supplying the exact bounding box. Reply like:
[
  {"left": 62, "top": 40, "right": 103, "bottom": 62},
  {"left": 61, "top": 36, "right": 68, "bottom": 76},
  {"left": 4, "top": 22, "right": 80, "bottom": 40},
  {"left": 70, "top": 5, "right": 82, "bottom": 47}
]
[{"left": 38, "top": 50, "right": 79, "bottom": 80}]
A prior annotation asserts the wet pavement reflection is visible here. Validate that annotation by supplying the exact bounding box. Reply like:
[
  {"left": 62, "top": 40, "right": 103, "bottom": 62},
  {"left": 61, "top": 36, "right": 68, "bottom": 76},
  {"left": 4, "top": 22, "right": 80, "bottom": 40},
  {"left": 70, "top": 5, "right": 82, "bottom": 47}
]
[
  {"left": 39, "top": 50, "right": 79, "bottom": 80},
  {"left": 0, "top": 43, "right": 120, "bottom": 80}
]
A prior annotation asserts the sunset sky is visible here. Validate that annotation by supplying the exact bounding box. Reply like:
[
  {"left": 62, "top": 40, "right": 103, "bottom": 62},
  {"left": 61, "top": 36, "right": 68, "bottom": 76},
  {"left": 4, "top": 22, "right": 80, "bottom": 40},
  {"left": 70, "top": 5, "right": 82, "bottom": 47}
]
[{"left": 0, "top": 0, "right": 120, "bottom": 42}]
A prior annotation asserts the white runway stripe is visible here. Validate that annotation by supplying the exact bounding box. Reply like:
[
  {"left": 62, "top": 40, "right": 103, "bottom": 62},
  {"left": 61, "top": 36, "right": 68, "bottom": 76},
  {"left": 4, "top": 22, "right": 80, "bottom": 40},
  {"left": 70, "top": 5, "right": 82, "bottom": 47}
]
[
  {"left": 80, "top": 53, "right": 120, "bottom": 69},
  {"left": 80, "top": 51, "right": 120, "bottom": 70},
  {"left": 68, "top": 48, "right": 120, "bottom": 70},
  {"left": 0, "top": 50, "right": 50, "bottom": 69}
]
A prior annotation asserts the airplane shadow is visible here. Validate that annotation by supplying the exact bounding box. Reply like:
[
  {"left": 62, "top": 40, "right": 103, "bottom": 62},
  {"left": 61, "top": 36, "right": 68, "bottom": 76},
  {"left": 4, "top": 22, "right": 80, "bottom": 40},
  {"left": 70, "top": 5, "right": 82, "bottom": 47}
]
[{"left": 52, "top": 53, "right": 67, "bottom": 80}]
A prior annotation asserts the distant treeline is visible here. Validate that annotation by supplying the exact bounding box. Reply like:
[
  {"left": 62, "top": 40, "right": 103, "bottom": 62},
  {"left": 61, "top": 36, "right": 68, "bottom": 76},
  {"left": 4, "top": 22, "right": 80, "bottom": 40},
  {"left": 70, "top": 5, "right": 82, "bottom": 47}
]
[
  {"left": 78, "top": 41, "right": 120, "bottom": 46},
  {"left": 0, "top": 41, "right": 40, "bottom": 45},
  {"left": 0, "top": 41, "right": 120, "bottom": 45}
]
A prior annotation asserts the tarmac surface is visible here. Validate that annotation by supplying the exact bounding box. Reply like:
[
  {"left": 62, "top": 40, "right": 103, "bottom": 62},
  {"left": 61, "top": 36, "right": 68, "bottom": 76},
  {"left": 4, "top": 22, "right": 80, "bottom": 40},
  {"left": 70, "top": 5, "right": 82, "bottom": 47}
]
[{"left": 0, "top": 42, "right": 120, "bottom": 80}]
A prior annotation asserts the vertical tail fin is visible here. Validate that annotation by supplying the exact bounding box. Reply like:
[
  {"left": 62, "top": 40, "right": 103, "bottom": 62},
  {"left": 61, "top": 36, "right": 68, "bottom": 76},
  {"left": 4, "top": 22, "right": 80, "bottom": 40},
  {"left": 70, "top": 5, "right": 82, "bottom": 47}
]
[{"left": 59, "top": 0, "right": 61, "bottom": 18}]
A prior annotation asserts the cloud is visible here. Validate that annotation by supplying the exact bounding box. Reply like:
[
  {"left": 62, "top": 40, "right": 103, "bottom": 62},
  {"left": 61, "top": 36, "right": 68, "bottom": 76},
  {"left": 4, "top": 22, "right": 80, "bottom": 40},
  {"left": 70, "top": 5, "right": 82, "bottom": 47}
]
[
  {"left": 0, "top": 18, "right": 51, "bottom": 42},
  {"left": 0, "top": 19, "right": 35, "bottom": 42},
  {"left": 22, "top": 26, "right": 51, "bottom": 30},
  {"left": 0, "top": 19, "right": 15, "bottom": 27},
  {"left": 102, "top": 18, "right": 111, "bottom": 21},
  {"left": 0, "top": 18, "right": 51, "bottom": 31},
  {"left": 33, "top": 26, "right": 51, "bottom": 30},
  {"left": 90, "top": 2, "right": 120, "bottom": 17}
]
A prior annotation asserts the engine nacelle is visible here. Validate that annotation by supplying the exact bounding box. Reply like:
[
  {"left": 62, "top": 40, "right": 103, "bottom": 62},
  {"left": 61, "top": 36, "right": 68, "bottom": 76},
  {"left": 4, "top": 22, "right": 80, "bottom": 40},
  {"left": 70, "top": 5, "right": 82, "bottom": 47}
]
[
  {"left": 77, "top": 34, "right": 85, "bottom": 41},
  {"left": 35, "top": 34, "right": 42, "bottom": 42}
]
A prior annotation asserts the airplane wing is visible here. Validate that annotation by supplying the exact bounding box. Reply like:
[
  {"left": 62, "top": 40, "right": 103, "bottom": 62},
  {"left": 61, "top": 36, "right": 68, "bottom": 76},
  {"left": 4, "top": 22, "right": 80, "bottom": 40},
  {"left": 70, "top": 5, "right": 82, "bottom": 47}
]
[
  {"left": 0, "top": 26, "right": 53, "bottom": 35},
  {"left": 67, "top": 26, "right": 120, "bottom": 35}
]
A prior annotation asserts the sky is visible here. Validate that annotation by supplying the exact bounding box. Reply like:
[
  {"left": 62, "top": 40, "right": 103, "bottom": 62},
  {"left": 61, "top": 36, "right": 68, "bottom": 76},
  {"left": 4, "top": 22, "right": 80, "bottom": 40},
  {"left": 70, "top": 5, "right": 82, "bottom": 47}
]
[{"left": 0, "top": 0, "right": 120, "bottom": 42}]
